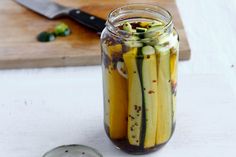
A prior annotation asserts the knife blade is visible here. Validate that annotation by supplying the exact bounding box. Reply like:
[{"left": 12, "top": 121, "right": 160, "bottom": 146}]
[{"left": 15, "top": 0, "right": 106, "bottom": 34}]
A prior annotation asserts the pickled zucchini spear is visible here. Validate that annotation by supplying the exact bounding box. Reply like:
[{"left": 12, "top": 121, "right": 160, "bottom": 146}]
[
  {"left": 141, "top": 46, "right": 158, "bottom": 148},
  {"left": 170, "top": 43, "right": 179, "bottom": 123},
  {"left": 108, "top": 67, "right": 128, "bottom": 139},
  {"left": 105, "top": 45, "right": 128, "bottom": 139},
  {"left": 123, "top": 48, "right": 142, "bottom": 146},
  {"left": 155, "top": 47, "right": 173, "bottom": 144},
  {"left": 124, "top": 46, "right": 159, "bottom": 148}
]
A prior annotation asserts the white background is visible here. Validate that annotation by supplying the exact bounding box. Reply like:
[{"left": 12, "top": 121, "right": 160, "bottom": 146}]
[{"left": 1, "top": 0, "right": 236, "bottom": 156}]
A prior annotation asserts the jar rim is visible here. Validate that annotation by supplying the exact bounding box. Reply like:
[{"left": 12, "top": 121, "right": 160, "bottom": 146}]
[{"left": 106, "top": 3, "right": 173, "bottom": 39}]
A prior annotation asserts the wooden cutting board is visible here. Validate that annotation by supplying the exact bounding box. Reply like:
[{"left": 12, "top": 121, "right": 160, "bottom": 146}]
[{"left": 0, "top": 0, "right": 190, "bottom": 69}]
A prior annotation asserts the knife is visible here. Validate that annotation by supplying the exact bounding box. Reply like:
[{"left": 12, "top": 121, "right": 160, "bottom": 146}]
[{"left": 15, "top": 0, "right": 106, "bottom": 34}]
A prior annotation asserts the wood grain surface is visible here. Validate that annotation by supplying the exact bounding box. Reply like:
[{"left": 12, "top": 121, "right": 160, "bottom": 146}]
[{"left": 0, "top": 0, "right": 190, "bottom": 69}]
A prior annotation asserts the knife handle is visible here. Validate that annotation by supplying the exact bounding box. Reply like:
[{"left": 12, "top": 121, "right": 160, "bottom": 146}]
[{"left": 68, "top": 9, "right": 106, "bottom": 34}]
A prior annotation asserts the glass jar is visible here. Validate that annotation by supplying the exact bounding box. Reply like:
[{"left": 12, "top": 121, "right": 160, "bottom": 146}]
[{"left": 100, "top": 3, "right": 179, "bottom": 154}]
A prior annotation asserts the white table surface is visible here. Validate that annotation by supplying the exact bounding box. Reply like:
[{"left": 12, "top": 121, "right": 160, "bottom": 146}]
[{"left": 1, "top": 0, "right": 236, "bottom": 156}]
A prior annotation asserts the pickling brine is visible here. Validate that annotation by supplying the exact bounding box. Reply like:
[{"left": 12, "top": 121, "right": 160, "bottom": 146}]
[{"left": 101, "top": 4, "right": 179, "bottom": 154}]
